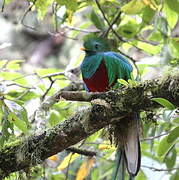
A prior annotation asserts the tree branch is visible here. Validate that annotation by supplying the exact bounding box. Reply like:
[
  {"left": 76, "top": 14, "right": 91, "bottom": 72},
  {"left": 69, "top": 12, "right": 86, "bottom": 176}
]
[{"left": 0, "top": 74, "right": 179, "bottom": 178}]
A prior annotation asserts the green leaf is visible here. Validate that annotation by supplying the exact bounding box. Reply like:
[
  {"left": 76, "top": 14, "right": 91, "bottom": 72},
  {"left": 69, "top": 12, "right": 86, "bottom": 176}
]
[
  {"left": 157, "top": 135, "right": 176, "bottom": 157},
  {"left": 172, "top": 117, "right": 179, "bottom": 124},
  {"left": 167, "top": 126, "right": 179, "bottom": 143},
  {"left": 6, "top": 60, "right": 24, "bottom": 70},
  {"left": 35, "top": 68, "right": 61, "bottom": 76},
  {"left": 35, "top": 0, "right": 54, "bottom": 20},
  {"left": 164, "top": 147, "right": 177, "bottom": 169},
  {"left": 8, "top": 112, "right": 28, "bottom": 134},
  {"left": 165, "top": 0, "right": 179, "bottom": 13},
  {"left": 121, "top": 0, "right": 146, "bottom": 14},
  {"left": 128, "top": 79, "right": 138, "bottom": 87},
  {"left": 154, "top": 16, "right": 168, "bottom": 36},
  {"left": 131, "top": 41, "right": 162, "bottom": 54},
  {"left": 118, "top": 79, "right": 129, "bottom": 86},
  {"left": 141, "top": 6, "right": 155, "bottom": 24},
  {"left": 56, "top": 0, "right": 78, "bottom": 11},
  {"left": 0, "top": 72, "right": 22, "bottom": 81},
  {"left": 4, "top": 99, "right": 29, "bottom": 133},
  {"left": 151, "top": 98, "right": 175, "bottom": 110},
  {"left": 0, "top": 111, "right": 14, "bottom": 146},
  {"left": 169, "top": 38, "right": 179, "bottom": 58},
  {"left": 170, "top": 171, "right": 179, "bottom": 180},
  {"left": 163, "top": 1, "right": 178, "bottom": 29},
  {"left": 0, "top": 60, "right": 8, "bottom": 68},
  {"left": 49, "top": 110, "right": 61, "bottom": 126},
  {"left": 136, "top": 170, "right": 147, "bottom": 180},
  {"left": 148, "top": 31, "right": 163, "bottom": 43},
  {"left": 118, "top": 19, "right": 140, "bottom": 39},
  {"left": 90, "top": 10, "right": 105, "bottom": 30}
]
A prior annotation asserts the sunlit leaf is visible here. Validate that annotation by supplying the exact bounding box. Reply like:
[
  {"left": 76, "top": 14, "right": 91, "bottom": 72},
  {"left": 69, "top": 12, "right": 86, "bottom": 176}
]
[
  {"left": 56, "top": 0, "right": 78, "bottom": 11},
  {"left": 118, "top": 19, "right": 140, "bottom": 39},
  {"left": 142, "top": 0, "right": 158, "bottom": 10},
  {"left": 128, "top": 79, "right": 138, "bottom": 87},
  {"left": 57, "top": 153, "right": 79, "bottom": 170},
  {"left": 0, "top": 72, "right": 22, "bottom": 81},
  {"left": 151, "top": 98, "right": 175, "bottom": 110},
  {"left": 167, "top": 126, "right": 179, "bottom": 143},
  {"left": 148, "top": 31, "right": 163, "bottom": 43},
  {"left": 49, "top": 110, "right": 61, "bottom": 126},
  {"left": 154, "top": 16, "right": 168, "bottom": 36},
  {"left": 169, "top": 38, "right": 179, "bottom": 58},
  {"left": 165, "top": 0, "right": 179, "bottom": 13},
  {"left": 136, "top": 170, "right": 147, "bottom": 180},
  {"left": 35, "top": 68, "right": 61, "bottom": 76},
  {"left": 90, "top": 10, "right": 105, "bottom": 30},
  {"left": 48, "top": 155, "right": 58, "bottom": 162},
  {"left": 164, "top": 147, "right": 177, "bottom": 169},
  {"left": 172, "top": 117, "right": 179, "bottom": 124},
  {"left": 170, "top": 171, "right": 179, "bottom": 180},
  {"left": 118, "top": 79, "right": 129, "bottom": 86},
  {"left": 4, "top": 99, "right": 29, "bottom": 133},
  {"left": 76, "top": 158, "right": 95, "bottom": 180},
  {"left": 9, "top": 112, "right": 28, "bottom": 133},
  {"left": 163, "top": 2, "right": 178, "bottom": 29},
  {"left": 0, "top": 60, "right": 8, "bottom": 68},
  {"left": 131, "top": 41, "right": 162, "bottom": 54},
  {"left": 121, "top": 0, "right": 146, "bottom": 14},
  {"left": 35, "top": 0, "right": 53, "bottom": 20},
  {"left": 6, "top": 60, "right": 24, "bottom": 70},
  {"left": 157, "top": 135, "right": 176, "bottom": 157},
  {"left": 98, "top": 144, "right": 115, "bottom": 150},
  {"left": 141, "top": 6, "right": 155, "bottom": 24}
]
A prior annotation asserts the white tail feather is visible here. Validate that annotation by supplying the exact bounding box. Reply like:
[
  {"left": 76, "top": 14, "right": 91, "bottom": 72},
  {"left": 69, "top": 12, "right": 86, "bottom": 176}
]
[{"left": 124, "top": 115, "right": 140, "bottom": 176}]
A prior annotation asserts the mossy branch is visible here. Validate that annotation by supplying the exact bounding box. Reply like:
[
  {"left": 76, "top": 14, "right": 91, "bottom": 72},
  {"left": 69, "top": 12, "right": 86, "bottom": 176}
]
[{"left": 0, "top": 75, "right": 179, "bottom": 178}]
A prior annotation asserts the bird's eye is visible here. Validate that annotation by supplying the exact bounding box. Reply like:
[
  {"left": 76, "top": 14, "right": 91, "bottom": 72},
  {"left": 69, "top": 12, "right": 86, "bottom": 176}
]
[{"left": 95, "top": 44, "right": 99, "bottom": 49}]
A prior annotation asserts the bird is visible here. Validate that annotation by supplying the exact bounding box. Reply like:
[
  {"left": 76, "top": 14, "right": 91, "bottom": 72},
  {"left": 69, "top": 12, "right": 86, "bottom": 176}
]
[{"left": 80, "top": 34, "right": 141, "bottom": 180}]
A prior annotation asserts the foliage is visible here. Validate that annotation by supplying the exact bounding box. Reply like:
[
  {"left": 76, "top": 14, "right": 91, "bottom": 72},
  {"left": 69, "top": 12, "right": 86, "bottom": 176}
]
[{"left": 0, "top": 0, "right": 179, "bottom": 180}]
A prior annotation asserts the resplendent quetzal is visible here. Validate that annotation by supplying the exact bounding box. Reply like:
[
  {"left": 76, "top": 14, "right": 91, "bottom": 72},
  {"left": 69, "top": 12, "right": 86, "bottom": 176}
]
[{"left": 80, "top": 35, "right": 141, "bottom": 180}]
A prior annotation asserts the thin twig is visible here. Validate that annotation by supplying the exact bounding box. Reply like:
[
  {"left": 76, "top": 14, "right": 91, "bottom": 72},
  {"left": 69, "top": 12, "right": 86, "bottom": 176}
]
[
  {"left": 6, "top": 83, "right": 35, "bottom": 89},
  {"left": 102, "top": 10, "right": 122, "bottom": 37},
  {"left": 52, "top": 2, "right": 58, "bottom": 32},
  {"left": 21, "top": 2, "right": 37, "bottom": 31},
  {"left": 66, "top": 147, "right": 97, "bottom": 156},
  {"left": 41, "top": 77, "right": 55, "bottom": 101},
  {"left": 141, "top": 131, "right": 171, "bottom": 141},
  {"left": 41, "top": 66, "right": 81, "bottom": 82},
  {"left": 142, "top": 165, "right": 179, "bottom": 172},
  {"left": 63, "top": 25, "right": 100, "bottom": 33}
]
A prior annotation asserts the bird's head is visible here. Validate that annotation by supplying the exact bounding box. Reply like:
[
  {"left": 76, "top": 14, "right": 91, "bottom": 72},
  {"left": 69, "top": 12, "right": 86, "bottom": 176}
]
[{"left": 81, "top": 35, "right": 110, "bottom": 54}]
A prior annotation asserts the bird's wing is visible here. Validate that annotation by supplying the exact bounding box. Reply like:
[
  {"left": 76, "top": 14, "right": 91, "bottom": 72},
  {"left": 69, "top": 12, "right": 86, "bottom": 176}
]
[
  {"left": 103, "top": 52, "right": 133, "bottom": 86},
  {"left": 80, "top": 54, "right": 103, "bottom": 79}
]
